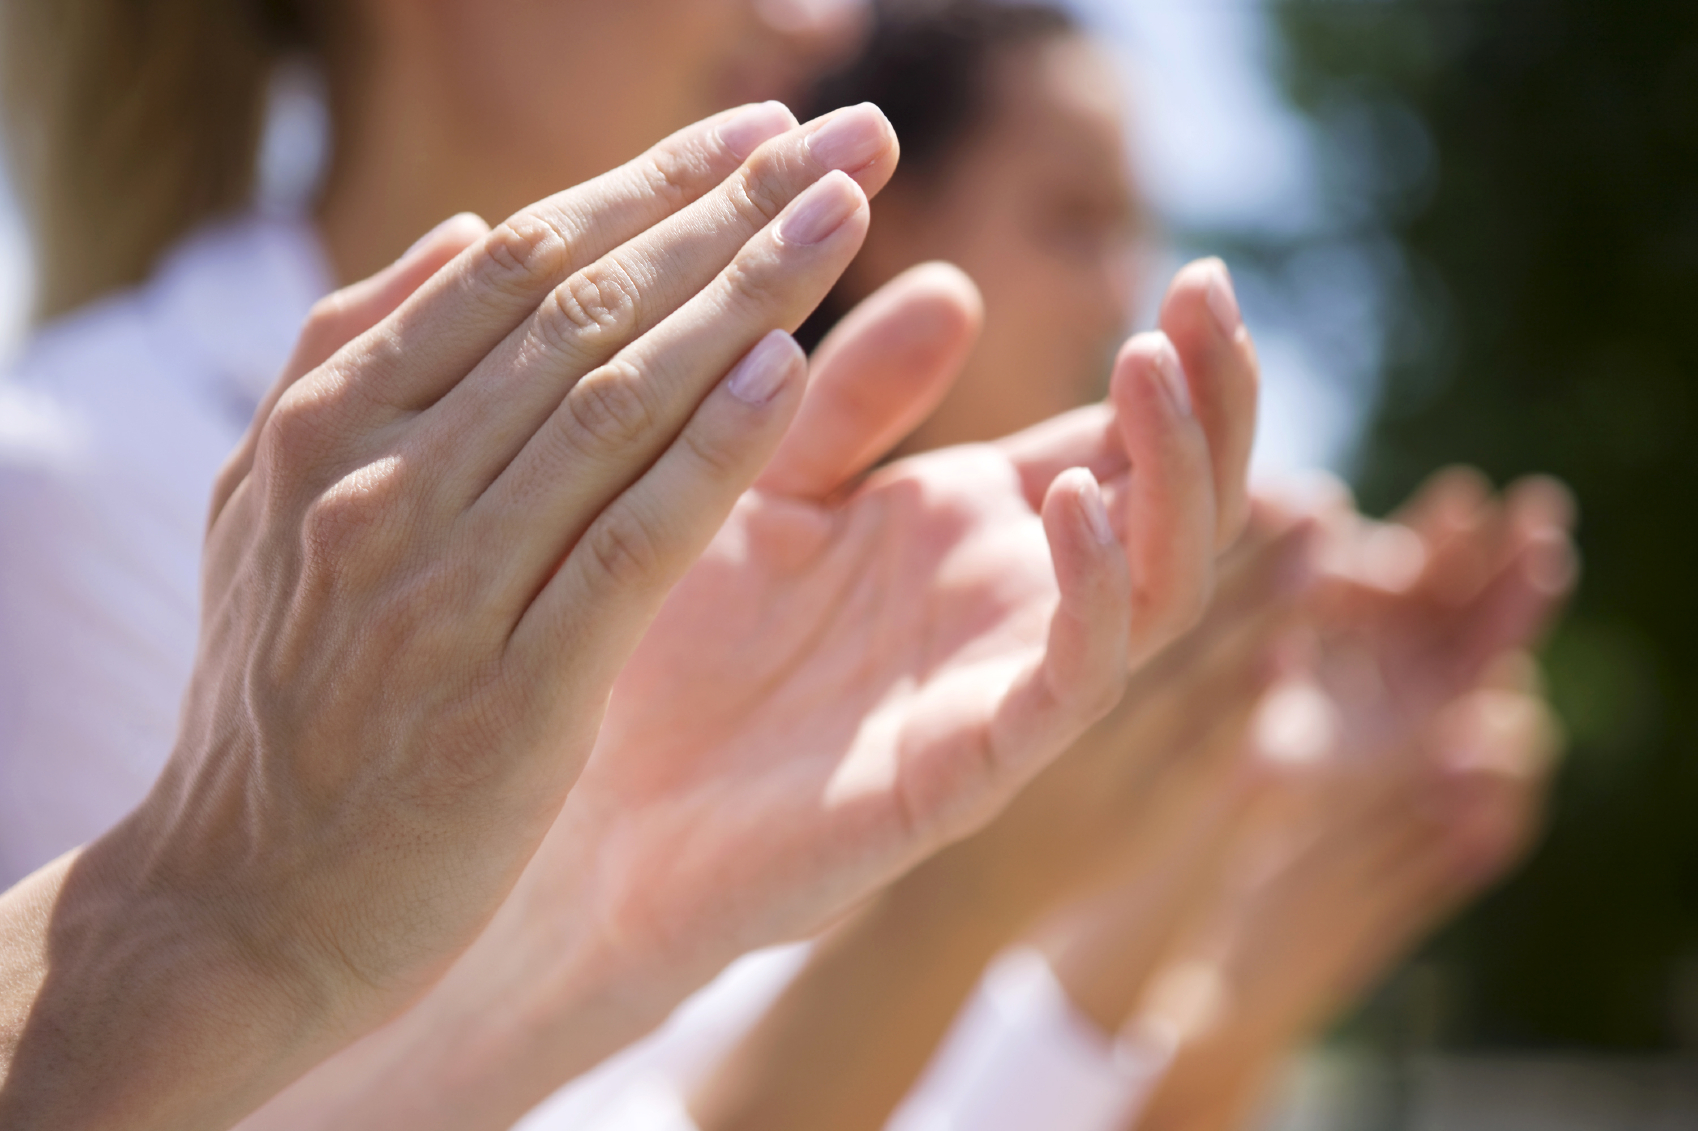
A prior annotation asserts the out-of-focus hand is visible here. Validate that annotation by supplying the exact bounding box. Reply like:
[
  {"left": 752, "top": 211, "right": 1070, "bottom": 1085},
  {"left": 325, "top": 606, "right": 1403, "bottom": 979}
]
[
  {"left": 1131, "top": 675, "right": 1561, "bottom": 1131},
  {"left": 1295, "top": 467, "right": 1577, "bottom": 767},
  {"left": 0, "top": 100, "right": 898, "bottom": 1130}
]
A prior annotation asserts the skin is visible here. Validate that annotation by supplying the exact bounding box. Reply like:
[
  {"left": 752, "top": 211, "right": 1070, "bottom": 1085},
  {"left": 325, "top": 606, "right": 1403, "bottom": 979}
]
[
  {"left": 842, "top": 32, "right": 1148, "bottom": 458},
  {"left": 0, "top": 96, "right": 1259, "bottom": 1127},
  {"left": 234, "top": 251, "right": 1261, "bottom": 1130},
  {"left": 0, "top": 4, "right": 1258, "bottom": 1128},
  {"left": 694, "top": 501, "right": 1315, "bottom": 1131},
  {"left": 667, "top": 24, "right": 1574, "bottom": 1131},
  {"left": 0, "top": 102, "right": 889, "bottom": 1131},
  {"left": 1058, "top": 470, "right": 1579, "bottom": 1130},
  {"left": 1129, "top": 681, "right": 1560, "bottom": 1131},
  {"left": 688, "top": 467, "right": 1573, "bottom": 1131},
  {"left": 319, "top": 0, "right": 868, "bottom": 283}
]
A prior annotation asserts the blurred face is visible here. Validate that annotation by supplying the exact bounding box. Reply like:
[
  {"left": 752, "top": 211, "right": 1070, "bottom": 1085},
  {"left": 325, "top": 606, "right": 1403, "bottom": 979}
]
[
  {"left": 850, "top": 34, "right": 1148, "bottom": 454},
  {"left": 368, "top": 0, "right": 865, "bottom": 210}
]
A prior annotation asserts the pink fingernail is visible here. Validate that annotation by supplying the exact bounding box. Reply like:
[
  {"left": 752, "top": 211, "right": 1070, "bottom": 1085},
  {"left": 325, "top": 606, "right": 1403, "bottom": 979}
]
[
  {"left": 726, "top": 331, "right": 801, "bottom": 406},
  {"left": 778, "top": 171, "right": 864, "bottom": 246},
  {"left": 806, "top": 103, "right": 891, "bottom": 173},
  {"left": 718, "top": 101, "right": 797, "bottom": 161},
  {"left": 1078, "top": 471, "right": 1115, "bottom": 545},
  {"left": 401, "top": 212, "right": 479, "bottom": 261},
  {"left": 1153, "top": 336, "right": 1193, "bottom": 417},
  {"left": 1205, "top": 260, "right": 1242, "bottom": 338}
]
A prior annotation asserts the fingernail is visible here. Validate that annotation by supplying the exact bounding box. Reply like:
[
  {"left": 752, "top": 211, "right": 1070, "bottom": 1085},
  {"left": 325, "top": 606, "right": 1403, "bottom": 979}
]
[
  {"left": 806, "top": 103, "right": 891, "bottom": 173},
  {"left": 1152, "top": 337, "right": 1193, "bottom": 417},
  {"left": 401, "top": 212, "right": 480, "bottom": 261},
  {"left": 1077, "top": 471, "right": 1115, "bottom": 545},
  {"left": 778, "top": 171, "right": 863, "bottom": 246},
  {"left": 719, "top": 101, "right": 797, "bottom": 161},
  {"left": 726, "top": 330, "right": 800, "bottom": 406},
  {"left": 1205, "top": 260, "right": 1242, "bottom": 338}
]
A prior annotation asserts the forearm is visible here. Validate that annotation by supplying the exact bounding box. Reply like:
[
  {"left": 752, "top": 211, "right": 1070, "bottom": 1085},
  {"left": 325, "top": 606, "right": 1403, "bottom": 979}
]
[
  {"left": 238, "top": 836, "right": 694, "bottom": 1131},
  {"left": 0, "top": 836, "right": 336, "bottom": 1130},
  {"left": 692, "top": 862, "right": 1030, "bottom": 1131}
]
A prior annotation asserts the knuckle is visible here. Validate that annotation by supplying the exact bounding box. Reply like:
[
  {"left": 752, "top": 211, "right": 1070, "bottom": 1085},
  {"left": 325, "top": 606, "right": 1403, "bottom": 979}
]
[
  {"left": 727, "top": 157, "right": 790, "bottom": 230},
  {"left": 582, "top": 505, "right": 664, "bottom": 589},
  {"left": 562, "top": 362, "right": 661, "bottom": 454},
  {"left": 480, "top": 212, "right": 573, "bottom": 296},
  {"left": 300, "top": 292, "right": 351, "bottom": 346},
  {"left": 299, "top": 456, "right": 407, "bottom": 566},
  {"left": 719, "top": 256, "right": 782, "bottom": 317},
  {"left": 260, "top": 389, "right": 334, "bottom": 478},
  {"left": 680, "top": 414, "right": 746, "bottom": 480},
  {"left": 545, "top": 258, "right": 642, "bottom": 347},
  {"left": 642, "top": 151, "right": 696, "bottom": 211}
]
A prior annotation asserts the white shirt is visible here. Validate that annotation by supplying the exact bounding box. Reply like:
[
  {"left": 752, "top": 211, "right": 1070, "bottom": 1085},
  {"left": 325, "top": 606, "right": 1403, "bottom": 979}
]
[
  {"left": 0, "top": 216, "right": 330, "bottom": 886},
  {"left": 888, "top": 948, "right": 1173, "bottom": 1131},
  {"left": 525, "top": 944, "right": 1168, "bottom": 1131}
]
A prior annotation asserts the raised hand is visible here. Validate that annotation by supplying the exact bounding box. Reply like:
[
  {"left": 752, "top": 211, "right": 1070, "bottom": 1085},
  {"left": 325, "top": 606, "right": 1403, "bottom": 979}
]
[
  {"left": 691, "top": 500, "right": 1312, "bottom": 1131},
  {"left": 1130, "top": 676, "right": 1560, "bottom": 1131},
  {"left": 0, "top": 100, "right": 901, "bottom": 1130},
  {"left": 1297, "top": 467, "right": 1577, "bottom": 765},
  {"left": 242, "top": 257, "right": 1260, "bottom": 1131}
]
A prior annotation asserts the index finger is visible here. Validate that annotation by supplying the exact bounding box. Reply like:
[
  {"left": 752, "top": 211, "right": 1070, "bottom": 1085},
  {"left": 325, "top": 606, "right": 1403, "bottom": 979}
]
[{"left": 306, "top": 102, "right": 802, "bottom": 422}]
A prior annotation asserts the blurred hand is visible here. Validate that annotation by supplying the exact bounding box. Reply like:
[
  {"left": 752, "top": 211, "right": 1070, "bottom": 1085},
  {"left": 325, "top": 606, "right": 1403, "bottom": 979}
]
[
  {"left": 1132, "top": 677, "right": 1561, "bottom": 1131},
  {"left": 0, "top": 100, "right": 897, "bottom": 1130},
  {"left": 1296, "top": 467, "right": 1577, "bottom": 768}
]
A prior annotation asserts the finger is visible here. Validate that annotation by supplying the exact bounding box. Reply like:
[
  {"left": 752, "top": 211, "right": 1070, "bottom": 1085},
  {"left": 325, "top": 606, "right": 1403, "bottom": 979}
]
[
  {"left": 996, "top": 403, "right": 1136, "bottom": 511},
  {"left": 1126, "top": 518, "right": 1320, "bottom": 732},
  {"left": 1396, "top": 467, "right": 1502, "bottom": 606},
  {"left": 1112, "top": 333, "right": 1219, "bottom": 664},
  {"left": 1390, "top": 465, "right": 1492, "bottom": 538},
  {"left": 417, "top": 105, "right": 901, "bottom": 497},
  {"left": 1505, "top": 473, "right": 1578, "bottom": 536},
  {"left": 987, "top": 468, "right": 1133, "bottom": 788},
  {"left": 511, "top": 331, "right": 808, "bottom": 689},
  {"left": 1159, "top": 259, "right": 1259, "bottom": 548},
  {"left": 302, "top": 102, "right": 802, "bottom": 420},
  {"left": 475, "top": 172, "right": 872, "bottom": 613},
  {"left": 206, "top": 212, "right": 488, "bottom": 530},
  {"left": 758, "top": 262, "right": 983, "bottom": 499},
  {"left": 1444, "top": 524, "right": 1578, "bottom": 685}
]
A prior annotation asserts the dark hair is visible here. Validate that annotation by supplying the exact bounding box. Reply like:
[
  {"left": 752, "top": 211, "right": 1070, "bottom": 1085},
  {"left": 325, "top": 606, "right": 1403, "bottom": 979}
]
[{"left": 796, "top": 0, "right": 1079, "bottom": 349}]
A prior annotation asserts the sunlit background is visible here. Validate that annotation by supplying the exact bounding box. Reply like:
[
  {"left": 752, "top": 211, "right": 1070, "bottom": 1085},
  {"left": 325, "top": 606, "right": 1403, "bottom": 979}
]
[{"left": 3, "top": 2, "right": 1694, "bottom": 1126}]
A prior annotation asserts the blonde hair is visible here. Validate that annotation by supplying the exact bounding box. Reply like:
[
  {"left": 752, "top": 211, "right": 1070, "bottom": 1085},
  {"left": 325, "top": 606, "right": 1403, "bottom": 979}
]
[{"left": 1, "top": 1, "right": 321, "bottom": 321}]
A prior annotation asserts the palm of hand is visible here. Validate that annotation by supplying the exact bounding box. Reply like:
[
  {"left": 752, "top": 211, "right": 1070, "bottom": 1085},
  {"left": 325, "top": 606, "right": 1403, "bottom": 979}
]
[{"left": 558, "top": 444, "right": 1064, "bottom": 967}]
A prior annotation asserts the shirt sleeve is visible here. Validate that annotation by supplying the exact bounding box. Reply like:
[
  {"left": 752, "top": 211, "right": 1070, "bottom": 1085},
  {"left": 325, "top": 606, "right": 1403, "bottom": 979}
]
[
  {"left": 887, "top": 948, "right": 1173, "bottom": 1131},
  {"left": 579, "top": 1076, "right": 703, "bottom": 1131}
]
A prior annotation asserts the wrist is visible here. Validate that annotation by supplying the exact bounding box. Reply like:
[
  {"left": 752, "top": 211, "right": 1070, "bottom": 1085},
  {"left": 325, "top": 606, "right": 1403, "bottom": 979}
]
[{"left": 0, "top": 826, "right": 338, "bottom": 1129}]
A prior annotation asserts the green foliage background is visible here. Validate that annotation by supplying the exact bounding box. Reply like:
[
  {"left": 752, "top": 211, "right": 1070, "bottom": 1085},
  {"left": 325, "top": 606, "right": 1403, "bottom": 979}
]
[{"left": 1258, "top": 0, "right": 1698, "bottom": 1049}]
